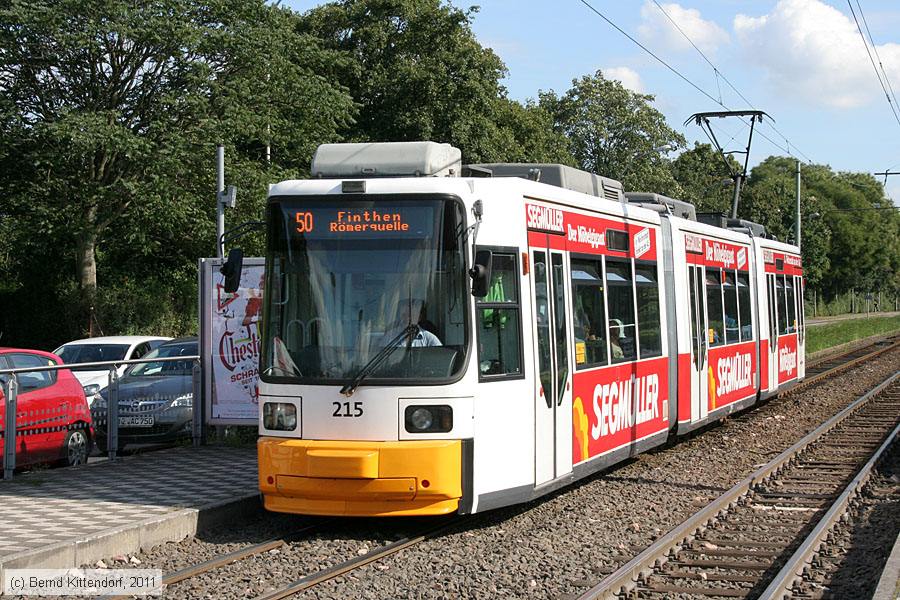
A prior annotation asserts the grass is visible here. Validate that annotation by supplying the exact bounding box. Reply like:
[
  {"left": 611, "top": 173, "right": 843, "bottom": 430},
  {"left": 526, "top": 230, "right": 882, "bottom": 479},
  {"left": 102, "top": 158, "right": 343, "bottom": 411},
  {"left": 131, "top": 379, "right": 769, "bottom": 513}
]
[{"left": 806, "top": 314, "right": 900, "bottom": 355}]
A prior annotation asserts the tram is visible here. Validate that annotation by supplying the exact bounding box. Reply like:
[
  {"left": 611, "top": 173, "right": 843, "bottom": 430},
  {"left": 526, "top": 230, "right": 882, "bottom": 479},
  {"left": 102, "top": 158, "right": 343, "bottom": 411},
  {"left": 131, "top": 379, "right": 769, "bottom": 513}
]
[{"left": 236, "top": 141, "right": 804, "bottom": 516}]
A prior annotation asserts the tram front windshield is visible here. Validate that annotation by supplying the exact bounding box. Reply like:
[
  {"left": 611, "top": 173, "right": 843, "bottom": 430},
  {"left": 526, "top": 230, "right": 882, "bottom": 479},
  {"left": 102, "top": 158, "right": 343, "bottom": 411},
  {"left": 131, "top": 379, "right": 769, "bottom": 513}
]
[{"left": 261, "top": 195, "right": 468, "bottom": 384}]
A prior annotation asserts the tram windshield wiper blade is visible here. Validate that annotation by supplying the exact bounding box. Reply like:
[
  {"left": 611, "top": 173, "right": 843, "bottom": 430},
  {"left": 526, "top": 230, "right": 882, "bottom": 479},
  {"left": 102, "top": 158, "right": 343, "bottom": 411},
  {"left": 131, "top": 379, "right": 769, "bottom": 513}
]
[{"left": 339, "top": 324, "right": 419, "bottom": 397}]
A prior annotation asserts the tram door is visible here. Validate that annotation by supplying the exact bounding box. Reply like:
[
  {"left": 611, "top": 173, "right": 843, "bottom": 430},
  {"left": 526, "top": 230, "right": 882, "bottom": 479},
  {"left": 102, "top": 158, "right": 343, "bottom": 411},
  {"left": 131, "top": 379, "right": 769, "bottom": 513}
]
[
  {"left": 531, "top": 247, "right": 573, "bottom": 486},
  {"left": 766, "top": 274, "right": 779, "bottom": 390},
  {"left": 688, "top": 265, "right": 709, "bottom": 420}
]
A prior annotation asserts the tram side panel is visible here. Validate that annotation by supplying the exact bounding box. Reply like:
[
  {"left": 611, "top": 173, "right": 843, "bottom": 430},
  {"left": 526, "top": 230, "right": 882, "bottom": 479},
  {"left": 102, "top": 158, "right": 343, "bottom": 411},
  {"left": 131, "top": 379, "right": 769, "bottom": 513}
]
[
  {"left": 754, "top": 239, "right": 777, "bottom": 398},
  {"left": 756, "top": 242, "right": 804, "bottom": 391},
  {"left": 670, "top": 221, "right": 695, "bottom": 429},
  {"left": 456, "top": 181, "right": 677, "bottom": 512},
  {"left": 468, "top": 182, "right": 538, "bottom": 512},
  {"left": 522, "top": 197, "right": 672, "bottom": 479},
  {"left": 670, "top": 219, "right": 760, "bottom": 434}
]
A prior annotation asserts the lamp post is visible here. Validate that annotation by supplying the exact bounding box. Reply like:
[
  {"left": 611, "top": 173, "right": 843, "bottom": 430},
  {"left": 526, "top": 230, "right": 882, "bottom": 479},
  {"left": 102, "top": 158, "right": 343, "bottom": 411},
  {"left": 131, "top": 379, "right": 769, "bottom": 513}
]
[{"left": 795, "top": 160, "right": 801, "bottom": 251}]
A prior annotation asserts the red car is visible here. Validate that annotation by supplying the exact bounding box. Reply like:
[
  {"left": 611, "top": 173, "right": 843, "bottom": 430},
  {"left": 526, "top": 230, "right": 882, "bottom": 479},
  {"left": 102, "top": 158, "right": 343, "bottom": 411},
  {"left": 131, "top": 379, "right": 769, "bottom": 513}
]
[{"left": 0, "top": 348, "right": 94, "bottom": 469}]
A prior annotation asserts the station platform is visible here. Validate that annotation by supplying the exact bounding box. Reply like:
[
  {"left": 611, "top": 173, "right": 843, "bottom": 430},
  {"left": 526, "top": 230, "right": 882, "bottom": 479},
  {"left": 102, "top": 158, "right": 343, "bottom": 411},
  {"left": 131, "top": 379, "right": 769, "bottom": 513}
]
[
  {"left": 0, "top": 445, "right": 258, "bottom": 577},
  {"left": 875, "top": 530, "right": 900, "bottom": 600}
]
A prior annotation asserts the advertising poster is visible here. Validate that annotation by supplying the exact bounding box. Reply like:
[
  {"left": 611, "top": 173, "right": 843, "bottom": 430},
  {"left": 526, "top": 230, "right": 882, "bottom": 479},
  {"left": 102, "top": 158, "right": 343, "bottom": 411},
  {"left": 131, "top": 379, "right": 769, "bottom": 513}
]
[{"left": 201, "top": 258, "right": 265, "bottom": 425}]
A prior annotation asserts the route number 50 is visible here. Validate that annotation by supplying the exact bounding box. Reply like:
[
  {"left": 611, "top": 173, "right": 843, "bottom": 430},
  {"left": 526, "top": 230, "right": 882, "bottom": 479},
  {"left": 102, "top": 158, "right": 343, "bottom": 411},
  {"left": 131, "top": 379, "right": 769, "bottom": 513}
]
[{"left": 295, "top": 212, "right": 314, "bottom": 233}]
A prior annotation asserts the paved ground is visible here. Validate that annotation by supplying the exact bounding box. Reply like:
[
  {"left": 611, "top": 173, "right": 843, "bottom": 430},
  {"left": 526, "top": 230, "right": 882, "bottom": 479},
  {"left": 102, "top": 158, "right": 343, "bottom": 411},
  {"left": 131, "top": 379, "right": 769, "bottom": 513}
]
[{"left": 0, "top": 445, "right": 257, "bottom": 572}]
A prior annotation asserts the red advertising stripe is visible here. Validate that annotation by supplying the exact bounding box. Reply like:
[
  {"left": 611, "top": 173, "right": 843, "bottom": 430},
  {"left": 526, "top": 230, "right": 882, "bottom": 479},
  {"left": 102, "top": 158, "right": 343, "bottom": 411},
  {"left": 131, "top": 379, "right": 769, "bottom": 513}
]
[
  {"left": 524, "top": 201, "right": 659, "bottom": 260},
  {"left": 572, "top": 357, "right": 669, "bottom": 464},
  {"left": 677, "top": 353, "right": 692, "bottom": 422},
  {"left": 763, "top": 250, "right": 803, "bottom": 276},
  {"left": 684, "top": 234, "right": 750, "bottom": 272},
  {"left": 707, "top": 340, "right": 757, "bottom": 411},
  {"left": 777, "top": 333, "right": 799, "bottom": 384}
]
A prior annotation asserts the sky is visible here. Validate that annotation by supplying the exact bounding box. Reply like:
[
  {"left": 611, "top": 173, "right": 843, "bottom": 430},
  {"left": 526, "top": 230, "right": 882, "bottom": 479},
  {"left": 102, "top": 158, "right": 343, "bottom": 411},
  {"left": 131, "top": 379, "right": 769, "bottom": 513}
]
[{"left": 285, "top": 0, "right": 900, "bottom": 203}]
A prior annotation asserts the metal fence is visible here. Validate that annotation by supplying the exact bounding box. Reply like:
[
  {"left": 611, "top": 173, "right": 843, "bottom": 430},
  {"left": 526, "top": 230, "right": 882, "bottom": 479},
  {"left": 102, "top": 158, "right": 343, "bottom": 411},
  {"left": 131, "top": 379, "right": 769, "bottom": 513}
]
[{"left": 0, "top": 355, "right": 201, "bottom": 480}]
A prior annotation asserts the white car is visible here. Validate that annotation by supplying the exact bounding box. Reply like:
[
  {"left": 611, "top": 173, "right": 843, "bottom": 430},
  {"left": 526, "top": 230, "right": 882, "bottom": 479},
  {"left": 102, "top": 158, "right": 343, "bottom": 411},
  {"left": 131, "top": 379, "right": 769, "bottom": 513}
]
[{"left": 53, "top": 336, "right": 172, "bottom": 403}]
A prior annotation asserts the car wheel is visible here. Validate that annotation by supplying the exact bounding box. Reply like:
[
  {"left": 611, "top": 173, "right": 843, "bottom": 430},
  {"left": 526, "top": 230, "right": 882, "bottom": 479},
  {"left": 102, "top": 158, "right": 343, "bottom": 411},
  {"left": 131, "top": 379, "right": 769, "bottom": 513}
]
[{"left": 64, "top": 429, "right": 89, "bottom": 466}]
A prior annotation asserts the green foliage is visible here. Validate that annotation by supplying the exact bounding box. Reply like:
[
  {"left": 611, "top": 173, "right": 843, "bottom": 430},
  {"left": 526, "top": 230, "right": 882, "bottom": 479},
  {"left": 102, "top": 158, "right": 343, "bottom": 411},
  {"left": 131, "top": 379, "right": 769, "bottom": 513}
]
[
  {"left": 806, "top": 315, "right": 900, "bottom": 355},
  {"left": 539, "top": 71, "right": 686, "bottom": 195},
  {"left": 670, "top": 142, "right": 737, "bottom": 213},
  {"left": 742, "top": 158, "right": 900, "bottom": 297},
  {"left": 0, "top": 0, "right": 895, "bottom": 350},
  {"left": 0, "top": 0, "right": 354, "bottom": 348},
  {"left": 303, "top": 0, "right": 510, "bottom": 162}
]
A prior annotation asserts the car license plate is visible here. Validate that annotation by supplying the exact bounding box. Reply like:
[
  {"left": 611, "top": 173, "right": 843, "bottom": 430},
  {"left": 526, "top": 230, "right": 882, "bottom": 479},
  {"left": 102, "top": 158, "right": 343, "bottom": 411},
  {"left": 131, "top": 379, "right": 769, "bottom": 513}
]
[{"left": 119, "top": 415, "right": 154, "bottom": 427}]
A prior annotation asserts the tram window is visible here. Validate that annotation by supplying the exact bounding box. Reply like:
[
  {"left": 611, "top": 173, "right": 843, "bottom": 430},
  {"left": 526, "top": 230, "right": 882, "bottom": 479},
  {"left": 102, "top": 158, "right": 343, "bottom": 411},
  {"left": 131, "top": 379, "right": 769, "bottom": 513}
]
[
  {"left": 785, "top": 274, "right": 797, "bottom": 334},
  {"left": 607, "top": 230, "right": 629, "bottom": 252},
  {"left": 551, "top": 253, "right": 569, "bottom": 401},
  {"left": 737, "top": 273, "right": 753, "bottom": 341},
  {"left": 571, "top": 258, "right": 608, "bottom": 368},
  {"left": 606, "top": 259, "right": 637, "bottom": 363},
  {"left": 476, "top": 251, "right": 522, "bottom": 379},
  {"left": 767, "top": 274, "right": 777, "bottom": 346},
  {"left": 776, "top": 276, "right": 788, "bottom": 335},
  {"left": 705, "top": 269, "right": 725, "bottom": 347},
  {"left": 723, "top": 271, "right": 739, "bottom": 344},
  {"left": 635, "top": 264, "right": 662, "bottom": 358}
]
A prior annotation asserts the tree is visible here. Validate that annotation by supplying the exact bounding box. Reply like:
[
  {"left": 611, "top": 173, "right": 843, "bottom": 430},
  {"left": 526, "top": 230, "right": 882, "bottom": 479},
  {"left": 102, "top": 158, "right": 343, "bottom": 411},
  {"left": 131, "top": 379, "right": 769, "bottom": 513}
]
[
  {"left": 539, "top": 71, "right": 686, "bottom": 195},
  {"left": 0, "top": 0, "right": 354, "bottom": 343},
  {"left": 302, "top": 0, "right": 512, "bottom": 163},
  {"left": 489, "top": 98, "right": 575, "bottom": 165},
  {"left": 671, "top": 142, "right": 738, "bottom": 212},
  {"left": 742, "top": 157, "right": 900, "bottom": 301}
]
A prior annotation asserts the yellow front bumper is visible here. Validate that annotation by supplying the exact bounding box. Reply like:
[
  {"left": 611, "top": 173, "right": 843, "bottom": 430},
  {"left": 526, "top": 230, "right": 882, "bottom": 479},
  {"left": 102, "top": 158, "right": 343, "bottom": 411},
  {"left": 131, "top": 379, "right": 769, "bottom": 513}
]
[{"left": 258, "top": 437, "right": 462, "bottom": 516}]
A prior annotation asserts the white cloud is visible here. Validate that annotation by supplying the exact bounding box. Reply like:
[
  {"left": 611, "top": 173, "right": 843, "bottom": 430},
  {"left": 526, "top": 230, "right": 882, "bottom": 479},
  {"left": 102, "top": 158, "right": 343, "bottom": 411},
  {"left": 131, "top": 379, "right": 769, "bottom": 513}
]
[
  {"left": 638, "top": 1, "right": 729, "bottom": 55},
  {"left": 604, "top": 67, "right": 645, "bottom": 93},
  {"left": 734, "top": 0, "right": 900, "bottom": 109}
]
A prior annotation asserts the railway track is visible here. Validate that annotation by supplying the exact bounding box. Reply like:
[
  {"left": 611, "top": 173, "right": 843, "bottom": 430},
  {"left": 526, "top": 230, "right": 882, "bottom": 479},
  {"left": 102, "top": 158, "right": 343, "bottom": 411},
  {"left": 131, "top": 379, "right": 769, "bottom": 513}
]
[
  {"left": 797, "top": 334, "right": 899, "bottom": 389},
  {"left": 101, "top": 522, "right": 326, "bottom": 600},
  {"left": 102, "top": 516, "right": 465, "bottom": 599},
  {"left": 251, "top": 516, "right": 465, "bottom": 600},
  {"left": 577, "top": 370, "right": 900, "bottom": 600},
  {"left": 105, "top": 336, "right": 899, "bottom": 599}
]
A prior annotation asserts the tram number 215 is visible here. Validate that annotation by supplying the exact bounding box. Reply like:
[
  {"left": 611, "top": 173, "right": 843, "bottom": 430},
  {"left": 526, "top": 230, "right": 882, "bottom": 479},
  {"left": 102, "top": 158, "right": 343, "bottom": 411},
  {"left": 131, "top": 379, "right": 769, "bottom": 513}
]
[{"left": 332, "top": 401, "right": 363, "bottom": 418}]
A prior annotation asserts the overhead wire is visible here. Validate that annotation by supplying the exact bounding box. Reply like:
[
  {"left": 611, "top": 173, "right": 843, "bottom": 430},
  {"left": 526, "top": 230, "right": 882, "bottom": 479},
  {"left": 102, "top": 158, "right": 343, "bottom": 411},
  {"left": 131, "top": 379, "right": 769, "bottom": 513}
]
[
  {"left": 576, "top": 0, "right": 807, "bottom": 162},
  {"left": 847, "top": 0, "right": 900, "bottom": 129},
  {"left": 648, "top": 0, "right": 814, "bottom": 163},
  {"left": 855, "top": 0, "right": 900, "bottom": 111}
]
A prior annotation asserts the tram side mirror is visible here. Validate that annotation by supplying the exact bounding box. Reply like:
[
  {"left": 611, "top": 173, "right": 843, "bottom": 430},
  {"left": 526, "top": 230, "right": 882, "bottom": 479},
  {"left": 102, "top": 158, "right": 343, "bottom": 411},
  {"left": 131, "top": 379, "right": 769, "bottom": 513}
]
[
  {"left": 469, "top": 250, "right": 493, "bottom": 298},
  {"left": 221, "top": 248, "right": 244, "bottom": 294}
]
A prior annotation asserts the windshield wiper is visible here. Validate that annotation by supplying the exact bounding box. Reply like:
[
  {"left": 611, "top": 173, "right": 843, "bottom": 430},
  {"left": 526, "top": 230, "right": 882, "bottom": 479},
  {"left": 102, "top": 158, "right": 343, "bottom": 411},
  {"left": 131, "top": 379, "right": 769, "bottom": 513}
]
[
  {"left": 339, "top": 324, "right": 418, "bottom": 397},
  {"left": 263, "top": 364, "right": 301, "bottom": 377}
]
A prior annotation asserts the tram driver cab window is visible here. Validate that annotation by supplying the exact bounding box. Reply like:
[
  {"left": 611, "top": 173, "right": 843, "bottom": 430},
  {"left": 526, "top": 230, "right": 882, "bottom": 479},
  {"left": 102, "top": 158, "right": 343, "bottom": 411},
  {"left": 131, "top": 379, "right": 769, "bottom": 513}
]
[{"left": 476, "top": 251, "right": 523, "bottom": 379}]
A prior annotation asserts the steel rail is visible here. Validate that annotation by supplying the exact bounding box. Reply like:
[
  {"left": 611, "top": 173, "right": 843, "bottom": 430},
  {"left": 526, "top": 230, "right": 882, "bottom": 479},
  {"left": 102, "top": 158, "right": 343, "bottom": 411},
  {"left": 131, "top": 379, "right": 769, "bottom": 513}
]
[
  {"left": 99, "top": 522, "right": 324, "bottom": 600},
  {"left": 789, "top": 336, "right": 900, "bottom": 393},
  {"left": 758, "top": 419, "right": 900, "bottom": 600},
  {"left": 252, "top": 517, "right": 467, "bottom": 600},
  {"left": 577, "top": 370, "right": 900, "bottom": 599}
]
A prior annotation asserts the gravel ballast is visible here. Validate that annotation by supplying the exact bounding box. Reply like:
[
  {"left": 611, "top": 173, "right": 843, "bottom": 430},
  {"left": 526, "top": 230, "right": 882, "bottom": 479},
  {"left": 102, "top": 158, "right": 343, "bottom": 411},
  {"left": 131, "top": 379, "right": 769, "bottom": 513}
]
[
  {"left": 791, "top": 438, "right": 900, "bottom": 599},
  {"left": 76, "top": 348, "right": 900, "bottom": 599}
]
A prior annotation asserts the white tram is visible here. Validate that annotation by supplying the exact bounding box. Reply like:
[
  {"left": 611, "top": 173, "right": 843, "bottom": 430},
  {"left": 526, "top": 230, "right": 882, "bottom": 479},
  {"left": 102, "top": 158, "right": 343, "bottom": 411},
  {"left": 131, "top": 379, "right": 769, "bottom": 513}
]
[{"left": 251, "top": 141, "right": 804, "bottom": 516}]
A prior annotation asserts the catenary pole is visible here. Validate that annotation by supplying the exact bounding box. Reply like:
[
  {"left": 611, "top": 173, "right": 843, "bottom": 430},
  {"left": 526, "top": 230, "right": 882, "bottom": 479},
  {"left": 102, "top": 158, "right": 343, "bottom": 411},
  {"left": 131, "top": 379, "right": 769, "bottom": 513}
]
[
  {"left": 796, "top": 160, "right": 801, "bottom": 250},
  {"left": 216, "top": 145, "right": 225, "bottom": 259}
]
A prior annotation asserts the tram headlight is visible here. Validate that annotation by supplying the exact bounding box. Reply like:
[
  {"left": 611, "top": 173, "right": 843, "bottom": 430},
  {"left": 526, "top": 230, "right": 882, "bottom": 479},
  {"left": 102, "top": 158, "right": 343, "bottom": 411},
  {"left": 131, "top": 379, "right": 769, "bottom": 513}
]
[
  {"left": 404, "top": 405, "right": 452, "bottom": 433},
  {"left": 263, "top": 402, "right": 297, "bottom": 431}
]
